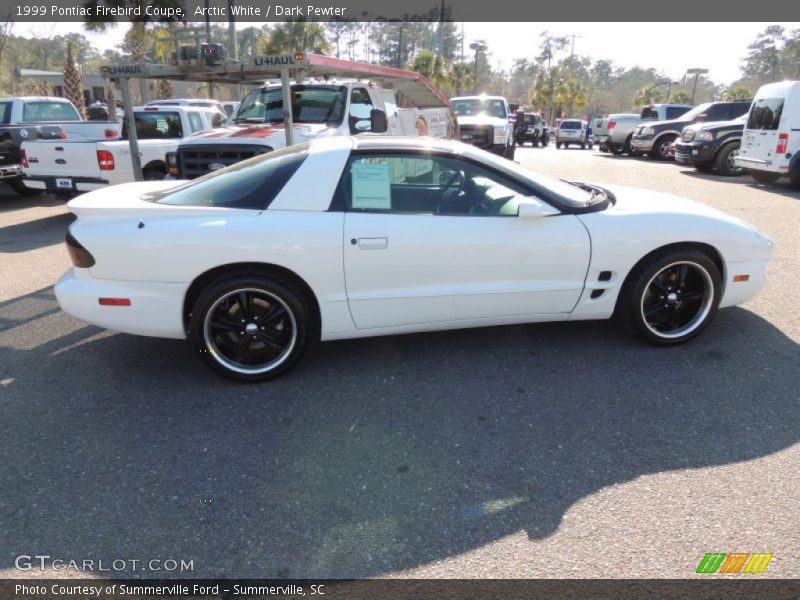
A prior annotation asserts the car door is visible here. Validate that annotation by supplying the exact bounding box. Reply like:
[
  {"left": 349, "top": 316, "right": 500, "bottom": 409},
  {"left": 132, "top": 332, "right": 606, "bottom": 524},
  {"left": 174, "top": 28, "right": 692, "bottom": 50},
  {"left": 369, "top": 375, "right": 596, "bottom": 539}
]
[{"left": 341, "top": 152, "right": 591, "bottom": 330}]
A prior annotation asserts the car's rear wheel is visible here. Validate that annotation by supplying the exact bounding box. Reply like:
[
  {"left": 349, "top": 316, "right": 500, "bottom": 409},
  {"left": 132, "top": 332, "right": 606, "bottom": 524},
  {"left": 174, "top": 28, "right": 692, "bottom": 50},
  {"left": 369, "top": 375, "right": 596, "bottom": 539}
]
[
  {"left": 789, "top": 164, "right": 800, "bottom": 190},
  {"left": 715, "top": 142, "right": 744, "bottom": 176},
  {"left": 617, "top": 247, "right": 721, "bottom": 345},
  {"left": 189, "top": 275, "right": 311, "bottom": 382},
  {"left": 556, "top": 142, "right": 562, "bottom": 149},
  {"left": 751, "top": 170, "right": 780, "bottom": 184}
]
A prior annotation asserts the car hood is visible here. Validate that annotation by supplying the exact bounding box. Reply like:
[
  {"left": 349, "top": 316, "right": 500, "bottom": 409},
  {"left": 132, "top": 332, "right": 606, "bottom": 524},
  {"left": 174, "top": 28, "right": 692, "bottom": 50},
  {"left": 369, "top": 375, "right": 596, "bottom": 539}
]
[
  {"left": 66, "top": 181, "right": 251, "bottom": 221},
  {"left": 457, "top": 115, "right": 509, "bottom": 127},
  {"left": 683, "top": 118, "right": 745, "bottom": 134}
]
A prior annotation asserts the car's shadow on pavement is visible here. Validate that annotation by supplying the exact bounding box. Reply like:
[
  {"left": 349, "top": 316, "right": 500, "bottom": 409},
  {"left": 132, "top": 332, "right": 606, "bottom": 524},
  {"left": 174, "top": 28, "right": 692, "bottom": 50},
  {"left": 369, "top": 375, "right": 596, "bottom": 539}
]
[{"left": 0, "top": 287, "right": 798, "bottom": 578}]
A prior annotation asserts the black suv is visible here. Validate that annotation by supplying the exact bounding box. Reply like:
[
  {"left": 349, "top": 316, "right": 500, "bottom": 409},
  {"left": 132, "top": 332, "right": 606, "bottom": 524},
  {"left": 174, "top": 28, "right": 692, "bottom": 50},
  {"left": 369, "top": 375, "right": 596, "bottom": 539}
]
[
  {"left": 674, "top": 116, "right": 748, "bottom": 176},
  {"left": 514, "top": 112, "right": 549, "bottom": 147},
  {"left": 630, "top": 100, "right": 751, "bottom": 160}
]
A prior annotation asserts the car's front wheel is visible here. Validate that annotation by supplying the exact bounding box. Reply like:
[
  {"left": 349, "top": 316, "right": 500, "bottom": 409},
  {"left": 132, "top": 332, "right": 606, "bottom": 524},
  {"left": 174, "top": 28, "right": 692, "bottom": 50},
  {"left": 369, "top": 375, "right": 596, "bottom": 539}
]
[
  {"left": 617, "top": 247, "right": 721, "bottom": 345},
  {"left": 189, "top": 274, "right": 312, "bottom": 382},
  {"left": 715, "top": 142, "right": 744, "bottom": 176},
  {"left": 651, "top": 135, "right": 676, "bottom": 160}
]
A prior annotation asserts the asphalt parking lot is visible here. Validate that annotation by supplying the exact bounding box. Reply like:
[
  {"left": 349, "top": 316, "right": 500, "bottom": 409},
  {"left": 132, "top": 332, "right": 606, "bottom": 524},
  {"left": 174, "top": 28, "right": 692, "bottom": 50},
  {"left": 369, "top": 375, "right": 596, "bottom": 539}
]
[{"left": 0, "top": 146, "right": 798, "bottom": 580}]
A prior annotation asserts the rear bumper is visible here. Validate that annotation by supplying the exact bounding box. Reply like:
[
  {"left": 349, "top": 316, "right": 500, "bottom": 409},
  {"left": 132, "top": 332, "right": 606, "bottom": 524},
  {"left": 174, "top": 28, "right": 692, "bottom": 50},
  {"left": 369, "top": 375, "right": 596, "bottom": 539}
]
[
  {"left": 55, "top": 269, "right": 187, "bottom": 339},
  {"left": 0, "top": 164, "right": 23, "bottom": 180},
  {"left": 23, "top": 175, "right": 109, "bottom": 194}
]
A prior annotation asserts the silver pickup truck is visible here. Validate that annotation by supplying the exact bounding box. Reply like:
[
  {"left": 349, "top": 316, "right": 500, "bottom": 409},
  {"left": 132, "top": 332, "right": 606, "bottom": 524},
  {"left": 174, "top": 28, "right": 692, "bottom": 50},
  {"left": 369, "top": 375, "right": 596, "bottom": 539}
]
[
  {"left": 604, "top": 103, "right": 693, "bottom": 156},
  {"left": 594, "top": 113, "right": 638, "bottom": 152}
]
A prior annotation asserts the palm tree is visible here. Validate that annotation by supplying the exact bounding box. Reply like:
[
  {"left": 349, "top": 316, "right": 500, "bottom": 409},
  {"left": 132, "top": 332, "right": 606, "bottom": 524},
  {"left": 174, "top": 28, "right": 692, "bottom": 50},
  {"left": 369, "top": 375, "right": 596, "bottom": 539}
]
[
  {"left": 449, "top": 62, "right": 474, "bottom": 96},
  {"left": 554, "top": 77, "right": 587, "bottom": 119},
  {"left": 63, "top": 41, "right": 87, "bottom": 119},
  {"left": 83, "top": 0, "right": 182, "bottom": 102},
  {"left": 724, "top": 83, "right": 753, "bottom": 101},
  {"left": 407, "top": 51, "right": 445, "bottom": 87},
  {"left": 261, "top": 21, "right": 331, "bottom": 55},
  {"left": 634, "top": 82, "right": 664, "bottom": 107},
  {"left": 670, "top": 90, "right": 692, "bottom": 104}
]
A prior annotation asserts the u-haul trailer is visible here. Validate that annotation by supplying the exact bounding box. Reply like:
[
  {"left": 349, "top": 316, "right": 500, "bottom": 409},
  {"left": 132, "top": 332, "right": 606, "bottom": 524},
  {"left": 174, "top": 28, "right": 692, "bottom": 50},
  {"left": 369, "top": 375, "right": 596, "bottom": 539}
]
[{"left": 100, "top": 53, "right": 456, "bottom": 181}]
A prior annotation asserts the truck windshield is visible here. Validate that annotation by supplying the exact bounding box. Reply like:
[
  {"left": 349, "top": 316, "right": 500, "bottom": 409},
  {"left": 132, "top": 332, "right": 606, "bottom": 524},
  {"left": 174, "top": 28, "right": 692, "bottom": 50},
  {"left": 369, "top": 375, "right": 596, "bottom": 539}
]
[
  {"left": 451, "top": 99, "right": 507, "bottom": 119},
  {"left": 675, "top": 103, "right": 712, "bottom": 121},
  {"left": 22, "top": 101, "right": 81, "bottom": 122},
  {"left": 233, "top": 85, "right": 347, "bottom": 126}
]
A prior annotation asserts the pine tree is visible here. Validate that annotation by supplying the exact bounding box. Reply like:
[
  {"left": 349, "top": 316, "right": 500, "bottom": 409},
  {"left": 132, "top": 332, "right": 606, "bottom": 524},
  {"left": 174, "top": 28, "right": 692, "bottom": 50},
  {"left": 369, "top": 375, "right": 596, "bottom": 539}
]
[{"left": 64, "top": 41, "right": 86, "bottom": 119}]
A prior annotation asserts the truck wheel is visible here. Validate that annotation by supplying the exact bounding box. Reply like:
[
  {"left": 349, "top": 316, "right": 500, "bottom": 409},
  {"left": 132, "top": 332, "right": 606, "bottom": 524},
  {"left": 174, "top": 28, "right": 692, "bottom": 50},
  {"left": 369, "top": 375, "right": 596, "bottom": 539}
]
[
  {"left": 714, "top": 142, "right": 744, "bottom": 177},
  {"left": 624, "top": 135, "right": 636, "bottom": 156},
  {"left": 143, "top": 167, "right": 166, "bottom": 181},
  {"left": 556, "top": 142, "right": 562, "bottom": 149},
  {"left": 541, "top": 135, "right": 549, "bottom": 147},
  {"left": 609, "top": 143, "right": 624, "bottom": 155},
  {"left": 789, "top": 164, "right": 800, "bottom": 190},
  {"left": 532, "top": 137, "right": 539, "bottom": 147},
  {"left": 9, "top": 178, "right": 44, "bottom": 197},
  {"left": 651, "top": 135, "right": 676, "bottom": 160},
  {"left": 580, "top": 142, "right": 586, "bottom": 149},
  {"left": 751, "top": 170, "right": 780, "bottom": 184}
]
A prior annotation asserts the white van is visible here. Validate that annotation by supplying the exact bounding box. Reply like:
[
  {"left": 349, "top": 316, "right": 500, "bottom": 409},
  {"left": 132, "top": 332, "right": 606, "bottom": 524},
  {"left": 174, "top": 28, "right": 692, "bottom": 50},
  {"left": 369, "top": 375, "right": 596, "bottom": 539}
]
[{"left": 735, "top": 80, "right": 800, "bottom": 188}]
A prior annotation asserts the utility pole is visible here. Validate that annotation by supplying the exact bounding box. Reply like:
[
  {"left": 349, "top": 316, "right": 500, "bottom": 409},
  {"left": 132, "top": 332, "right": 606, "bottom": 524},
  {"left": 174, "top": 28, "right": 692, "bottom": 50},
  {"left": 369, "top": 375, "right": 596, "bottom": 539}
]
[
  {"left": 686, "top": 68, "right": 708, "bottom": 104},
  {"left": 227, "top": 0, "right": 239, "bottom": 99},
  {"left": 204, "top": 0, "right": 215, "bottom": 99},
  {"left": 470, "top": 40, "right": 487, "bottom": 94},
  {"left": 569, "top": 34, "right": 582, "bottom": 59}
]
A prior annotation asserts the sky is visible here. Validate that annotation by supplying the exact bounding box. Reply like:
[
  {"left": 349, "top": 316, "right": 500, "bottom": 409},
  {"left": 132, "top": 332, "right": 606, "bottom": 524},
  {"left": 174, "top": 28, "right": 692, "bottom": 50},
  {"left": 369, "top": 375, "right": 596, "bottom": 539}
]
[{"left": 19, "top": 21, "right": 800, "bottom": 86}]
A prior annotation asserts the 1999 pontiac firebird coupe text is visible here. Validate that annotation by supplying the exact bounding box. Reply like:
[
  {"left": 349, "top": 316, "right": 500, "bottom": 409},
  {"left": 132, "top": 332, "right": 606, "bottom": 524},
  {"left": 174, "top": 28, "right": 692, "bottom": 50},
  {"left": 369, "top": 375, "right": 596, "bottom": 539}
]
[{"left": 56, "top": 137, "right": 772, "bottom": 381}]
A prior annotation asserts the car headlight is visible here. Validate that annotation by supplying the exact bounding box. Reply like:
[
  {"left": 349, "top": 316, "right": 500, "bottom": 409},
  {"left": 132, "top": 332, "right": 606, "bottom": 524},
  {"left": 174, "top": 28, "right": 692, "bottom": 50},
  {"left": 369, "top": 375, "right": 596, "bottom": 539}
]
[
  {"left": 494, "top": 127, "right": 507, "bottom": 144},
  {"left": 695, "top": 131, "right": 714, "bottom": 142},
  {"left": 644, "top": 126, "right": 655, "bottom": 136}
]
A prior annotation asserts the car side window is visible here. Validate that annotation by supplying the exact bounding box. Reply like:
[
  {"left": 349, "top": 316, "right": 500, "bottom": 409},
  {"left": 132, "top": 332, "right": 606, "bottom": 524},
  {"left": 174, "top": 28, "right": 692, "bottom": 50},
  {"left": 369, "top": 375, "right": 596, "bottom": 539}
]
[
  {"left": 188, "top": 112, "right": 205, "bottom": 133},
  {"left": 349, "top": 88, "right": 375, "bottom": 134},
  {"left": 343, "top": 154, "right": 532, "bottom": 217}
]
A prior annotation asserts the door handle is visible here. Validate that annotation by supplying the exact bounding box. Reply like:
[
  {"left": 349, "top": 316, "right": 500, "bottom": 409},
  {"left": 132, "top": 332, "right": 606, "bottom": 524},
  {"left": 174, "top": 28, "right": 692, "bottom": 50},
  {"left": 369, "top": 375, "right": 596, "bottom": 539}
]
[{"left": 355, "top": 237, "right": 388, "bottom": 250}]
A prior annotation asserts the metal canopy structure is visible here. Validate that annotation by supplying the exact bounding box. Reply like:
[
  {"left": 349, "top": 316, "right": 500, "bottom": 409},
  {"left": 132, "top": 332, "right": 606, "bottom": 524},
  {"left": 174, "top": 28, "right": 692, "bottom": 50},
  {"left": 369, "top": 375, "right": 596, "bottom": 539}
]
[{"left": 100, "top": 53, "right": 451, "bottom": 181}]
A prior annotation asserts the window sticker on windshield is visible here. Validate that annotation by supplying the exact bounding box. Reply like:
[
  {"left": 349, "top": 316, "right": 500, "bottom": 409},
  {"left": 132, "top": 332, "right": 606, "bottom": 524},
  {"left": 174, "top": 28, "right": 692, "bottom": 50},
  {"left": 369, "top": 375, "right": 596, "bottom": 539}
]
[{"left": 352, "top": 162, "right": 391, "bottom": 210}]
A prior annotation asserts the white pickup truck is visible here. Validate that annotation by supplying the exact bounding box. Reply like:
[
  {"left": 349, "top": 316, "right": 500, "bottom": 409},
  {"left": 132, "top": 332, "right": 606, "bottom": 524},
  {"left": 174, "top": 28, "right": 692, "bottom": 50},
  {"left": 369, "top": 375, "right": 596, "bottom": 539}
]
[
  {"left": 21, "top": 106, "right": 223, "bottom": 195},
  {"left": 167, "top": 79, "right": 457, "bottom": 179},
  {"left": 0, "top": 96, "right": 120, "bottom": 140}
]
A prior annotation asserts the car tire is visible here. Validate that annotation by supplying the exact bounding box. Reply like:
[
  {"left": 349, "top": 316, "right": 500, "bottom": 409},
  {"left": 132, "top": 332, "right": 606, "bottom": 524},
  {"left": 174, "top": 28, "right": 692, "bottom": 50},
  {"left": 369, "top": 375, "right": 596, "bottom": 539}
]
[
  {"left": 189, "top": 274, "right": 312, "bottom": 382},
  {"left": 624, "top": 136, "right": 636, "bottom": 156},
  {"left": 580, "top": 142, "right": 586, "bottom": 149},
  {"left": 789, "top": 164, "right": 800, "bottom": 190},
  {"left": 609, "top": 143, "right": 624, "bottom": 155},
  {"left": 751, "top": 170, "right": 781, "bottom": 184},
  {"left": 556, "top": 142, "right": 562, "bottom": 149},
  {"left": 616, "top": 246, "right": 722, "bottom": 346},
  {"left": 143, "top": 167, "right": 166, "bottom": 181},
  {"left": 650, "top": 135, "right": 676, "bottom": 160},
  {"left": 532, "top": 137, "right": 539, "bottom": 147},
  {"left": 9, "top": 178, "right": 44, "bottom": 196},
  {"left": 541, "top": 135, "right": 549, "bottom": 147},
  {"left": 714, "top": 142, "right": 744, "bottom": 176}
]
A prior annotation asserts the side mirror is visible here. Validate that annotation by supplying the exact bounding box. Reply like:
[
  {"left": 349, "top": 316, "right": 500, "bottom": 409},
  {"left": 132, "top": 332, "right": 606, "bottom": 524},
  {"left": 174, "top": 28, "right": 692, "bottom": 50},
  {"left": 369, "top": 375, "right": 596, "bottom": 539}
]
[
  {"left": 370, "top": 109, "right": 388, "bottom": 134},
  {"left": 517, "top": 199, "right": 560, "bottom": 219}
]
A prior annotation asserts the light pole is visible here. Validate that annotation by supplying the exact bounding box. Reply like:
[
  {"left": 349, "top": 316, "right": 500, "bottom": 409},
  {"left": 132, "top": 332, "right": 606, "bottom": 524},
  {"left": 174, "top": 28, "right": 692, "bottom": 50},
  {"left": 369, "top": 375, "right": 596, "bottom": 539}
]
[
  {"left": 470, "top": 40, "right": 487, "bottom": 94},
  {"left": 659, "top": 79, "right": 680, "bottom": 102},
  {"left": 568, "top": 34, "right": 582, "bottom": 59},
  {"left": 686, "top": 68, "right": 709, "bottom": 104}
]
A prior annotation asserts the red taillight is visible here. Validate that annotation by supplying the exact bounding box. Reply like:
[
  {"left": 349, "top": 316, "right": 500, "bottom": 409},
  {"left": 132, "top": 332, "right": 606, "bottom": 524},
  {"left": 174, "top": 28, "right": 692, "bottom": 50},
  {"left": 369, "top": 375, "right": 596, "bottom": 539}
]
[
  {"left": 60, "top": 131, "right": 67, "bottom": 140},
  {"left": 20, "top": 149, "right": 28, "bottom": 169},
  {"left": 104, "top": 129, "right": 117, "bottom": 138},
  {"left": 97, "top": 149, "right": 115, "bottom": 171},
  {"left": 776, "top": 133, "right": 789, "bottom": 154},
  {"left": 65, "top": 231, "right": 95, "bottom": 268},
  {"left": 99, "top": 298, "right": 131, "bottom": 306},
  {"left": 608, "top": 121, "right": 616, "bottom": 131}
]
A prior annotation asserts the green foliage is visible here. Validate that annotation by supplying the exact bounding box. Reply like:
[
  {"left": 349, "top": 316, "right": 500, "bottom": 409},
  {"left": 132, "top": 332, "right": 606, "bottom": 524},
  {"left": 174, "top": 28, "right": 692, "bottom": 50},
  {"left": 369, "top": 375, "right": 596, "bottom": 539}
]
[
  {"left": 634, "top": 82, "right": 664, "bottom": 107},
  {"left": 724, "top": 84, "right": 752, "bottom": 101},
  {"left": 261, "top": 21, "right": 331, "bottom": 55},
  {"left": 670, "top": 90, "right": 692, "bottom": 104}
]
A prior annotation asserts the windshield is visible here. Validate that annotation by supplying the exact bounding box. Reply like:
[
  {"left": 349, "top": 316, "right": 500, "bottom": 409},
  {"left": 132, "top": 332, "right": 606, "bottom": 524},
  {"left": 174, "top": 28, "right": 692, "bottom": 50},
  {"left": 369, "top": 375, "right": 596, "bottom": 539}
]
[
  {"left": 676, "top": 103, "right": 713, "bottom": 121},
  {"left": 462, "top": 146, "right": 601, "bottom": 209},
  {"left": 233, "top": 85, "right": 347, "bottom": 125},
  {"left": 142, "top": 144, "right": 309, "bottom": 210},
  {"left": 122, "top": 111, "right": 184, "bottom": 139},
  {"left": 451, "top": 99, "right": 507, "bottom": 119}
]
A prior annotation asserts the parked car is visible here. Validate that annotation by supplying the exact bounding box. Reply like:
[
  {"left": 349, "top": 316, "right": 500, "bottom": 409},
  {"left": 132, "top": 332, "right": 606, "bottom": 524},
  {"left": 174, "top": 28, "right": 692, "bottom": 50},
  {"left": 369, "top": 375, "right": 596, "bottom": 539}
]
[
  {"left": 55, "top": 136, "right": 772, "bottom": 382},
  {"left": 514, "top": 112, "right": 549, "bottom": 147},
  {"left": 631, "top": 101, "right": 751, "bottom": 160},
  {"left": 21, "top": 106, "right": 222, "bottom": 195},
  {"left": 167, "top": 81, "right": 456, "bottom": 179},
  {"left": 594, "top": 113, "right": 639, "bottom": 152},
  {"left": 735, "top": 80, "right": 800, "bottom": 188},
  {"left": 452, "top": 94, "right": 515, "bottom": 159},
  {"left": 674, "top": 115, "right": 748, "bottom": 176},
  {"left": 0, "top": 96, "right": 119, "bottom": 140},
  {"left": 607, "top": 104, "right": 693, "bottom": 156},
  {"left": 0, "top": 117, "right": 63, "bottom": 196},
  {"left": 556, "top": 119, "right": 590, "bottom": 149}
]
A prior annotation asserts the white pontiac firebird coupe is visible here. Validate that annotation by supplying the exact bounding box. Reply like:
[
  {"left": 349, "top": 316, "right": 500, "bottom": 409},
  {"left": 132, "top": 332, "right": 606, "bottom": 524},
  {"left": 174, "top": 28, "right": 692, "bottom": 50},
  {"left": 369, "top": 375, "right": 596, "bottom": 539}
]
[{"left": 56, "top": 136, "right": 773, "bottom": 382}]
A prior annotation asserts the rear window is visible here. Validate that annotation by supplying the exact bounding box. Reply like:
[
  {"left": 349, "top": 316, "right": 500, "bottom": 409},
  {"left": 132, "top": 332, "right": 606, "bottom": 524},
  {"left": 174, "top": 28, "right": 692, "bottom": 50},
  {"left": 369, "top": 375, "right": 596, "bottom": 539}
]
[
  {"left": 560, "top": 120, "right": 582, "bottom": 130},
  {"left": 123, "top": 111, "right": 184, "bottom": 139},
  {"left": 641, "top": 106, "right": 659, "bottom": 119},
  {"left": 747, "top": 97, "right": 784, "bottom": 130},
  {"left": 666, "top": 106, "right": 691, "bottom": 120},
  {"left": 142, "top": 144, "right": 309, "bottom": 210},
  {"left": 22, "top": 101, "right": 81, "bottom": 122}
]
